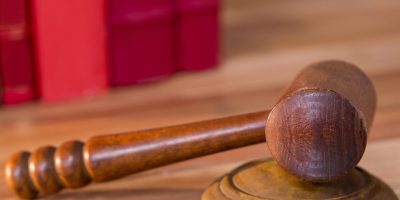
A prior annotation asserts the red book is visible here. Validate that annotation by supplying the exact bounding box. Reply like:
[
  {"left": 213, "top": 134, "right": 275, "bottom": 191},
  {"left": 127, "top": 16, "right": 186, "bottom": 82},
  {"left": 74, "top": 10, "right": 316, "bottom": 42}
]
[
  {"left": 176, "top": 0, "right": 220, "bottom": 71},
  {"left": 32, "top": 0, "right": 108, "bottom": 102},
  {"left": 0, "top": 0, "right": 35, "bottom": 104},
  {"left": 108, "top": 0, "right": 176, "bottom": 86}
]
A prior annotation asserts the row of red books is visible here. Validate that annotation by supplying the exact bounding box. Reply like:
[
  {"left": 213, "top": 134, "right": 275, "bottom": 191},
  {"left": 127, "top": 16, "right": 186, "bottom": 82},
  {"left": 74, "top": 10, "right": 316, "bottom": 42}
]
[{"left": 0, "top": 0, "right": 219, "bottom": 104}]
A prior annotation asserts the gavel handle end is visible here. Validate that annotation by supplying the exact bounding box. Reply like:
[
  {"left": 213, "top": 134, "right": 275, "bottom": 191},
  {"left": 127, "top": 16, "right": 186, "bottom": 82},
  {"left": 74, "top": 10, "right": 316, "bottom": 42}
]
[{"left": 5, "top": 141, "right": 92, "bottom": 199}]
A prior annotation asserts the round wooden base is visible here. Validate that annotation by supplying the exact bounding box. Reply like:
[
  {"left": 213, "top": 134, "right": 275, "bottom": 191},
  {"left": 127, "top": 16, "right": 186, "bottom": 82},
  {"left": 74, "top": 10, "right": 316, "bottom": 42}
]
[{"left": 202, "top": 158, "right": 397, "bottom": 200}]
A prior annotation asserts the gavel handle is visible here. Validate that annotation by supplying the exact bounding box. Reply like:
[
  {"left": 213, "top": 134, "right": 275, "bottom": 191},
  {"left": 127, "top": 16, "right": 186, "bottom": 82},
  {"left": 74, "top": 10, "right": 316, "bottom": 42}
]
[{"left": 5, "top": 111, "right": 268, "bottom": 199}]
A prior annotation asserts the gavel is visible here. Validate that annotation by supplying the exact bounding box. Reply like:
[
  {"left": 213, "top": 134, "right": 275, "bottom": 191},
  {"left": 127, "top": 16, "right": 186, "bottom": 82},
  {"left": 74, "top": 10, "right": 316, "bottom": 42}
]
[{"left": 4, "top": 60, "right": 376, "bottom": 199}]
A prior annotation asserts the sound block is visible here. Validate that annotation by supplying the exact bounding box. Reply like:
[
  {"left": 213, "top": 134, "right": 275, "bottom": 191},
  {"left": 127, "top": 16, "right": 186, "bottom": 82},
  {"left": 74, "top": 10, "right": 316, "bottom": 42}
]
[{"left": 202, "top": 158, "right": 397, "bottom": 200}]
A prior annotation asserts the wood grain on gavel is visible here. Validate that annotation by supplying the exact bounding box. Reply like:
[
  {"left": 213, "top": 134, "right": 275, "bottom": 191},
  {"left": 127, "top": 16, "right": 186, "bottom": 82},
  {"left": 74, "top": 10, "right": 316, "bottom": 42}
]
[{"left": 4, "top": 60, "right": 377, "bottom": 199}]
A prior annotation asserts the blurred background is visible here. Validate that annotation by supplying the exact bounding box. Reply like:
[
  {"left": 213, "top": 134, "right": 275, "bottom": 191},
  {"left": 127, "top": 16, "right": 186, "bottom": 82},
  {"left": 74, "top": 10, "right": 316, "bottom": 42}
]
[{"left": 1, "top": 0, "right": 400, "bottom": 199}]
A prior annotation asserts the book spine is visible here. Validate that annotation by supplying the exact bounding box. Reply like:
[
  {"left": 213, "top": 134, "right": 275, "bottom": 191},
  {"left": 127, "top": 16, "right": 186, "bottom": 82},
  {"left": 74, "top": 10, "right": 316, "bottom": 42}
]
[
  {"left": 108, "top": 0, "right": 176, "bottom": 86},
  {"left": 176, "top": 0, "right": 220, "bottom": 71},
  {"left": 0, "top": 0, "right": 35, "bottom": 104},
  {"left": 32, "top": 0, "right": 108, "bottom": 102}
]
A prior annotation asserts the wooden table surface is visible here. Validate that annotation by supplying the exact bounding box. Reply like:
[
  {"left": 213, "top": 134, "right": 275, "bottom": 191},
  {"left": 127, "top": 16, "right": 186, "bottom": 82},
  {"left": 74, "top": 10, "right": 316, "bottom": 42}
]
[{"left": 1, "top": 0, "right": 400, "bottom": 199}]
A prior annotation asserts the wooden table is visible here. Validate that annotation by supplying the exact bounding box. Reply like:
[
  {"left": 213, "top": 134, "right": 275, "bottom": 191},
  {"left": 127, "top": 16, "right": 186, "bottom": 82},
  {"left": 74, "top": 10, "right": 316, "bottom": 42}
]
[{"left": 1, "top": 0, "right": 400, "bottom": 199}]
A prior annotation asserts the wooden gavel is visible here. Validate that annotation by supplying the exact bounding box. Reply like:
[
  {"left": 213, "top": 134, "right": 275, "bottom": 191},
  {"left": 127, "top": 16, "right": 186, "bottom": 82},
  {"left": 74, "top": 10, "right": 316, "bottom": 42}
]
[{"left": 4, "top": 60, "right": 377, "bottom": 199}]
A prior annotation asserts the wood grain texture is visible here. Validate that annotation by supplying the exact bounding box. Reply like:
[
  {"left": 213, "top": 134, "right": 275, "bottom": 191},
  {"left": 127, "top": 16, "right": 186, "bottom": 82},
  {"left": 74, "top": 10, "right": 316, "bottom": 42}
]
[
  {"left": 1, "top": 0, "right": 400, "bottom": 199},
  {"left": 202, "top": 159, "right": 397, "bottom": 199},
  {"left": 266, "top": 61, "right": 376, "bottom": 182}
]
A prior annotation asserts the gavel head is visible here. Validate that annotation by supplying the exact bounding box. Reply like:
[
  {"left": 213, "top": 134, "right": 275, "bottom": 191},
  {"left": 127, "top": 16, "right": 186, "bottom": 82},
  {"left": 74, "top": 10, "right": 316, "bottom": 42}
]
[{"left": 265, "top": 60, "right": 377, "bottom": 182}]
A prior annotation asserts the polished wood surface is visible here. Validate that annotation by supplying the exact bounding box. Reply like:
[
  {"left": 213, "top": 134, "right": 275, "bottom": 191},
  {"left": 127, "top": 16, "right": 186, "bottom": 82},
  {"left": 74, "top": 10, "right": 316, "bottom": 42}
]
[
  {"left": 202, "top": 159, "right": 397, "bottom": 200},
  {"left": 1, "top": 0, "right": 400, "bottom": 199}
]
